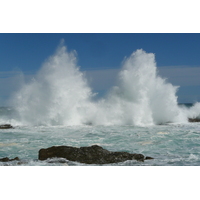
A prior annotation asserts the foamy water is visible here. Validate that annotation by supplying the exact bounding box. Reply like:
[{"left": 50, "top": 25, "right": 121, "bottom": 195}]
[{"left": 0, "top": 123, "right": 200, "bottom": 166}]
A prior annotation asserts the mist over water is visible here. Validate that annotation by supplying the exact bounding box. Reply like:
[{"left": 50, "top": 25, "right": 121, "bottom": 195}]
[{"left": 10, "top": 44, "right": 200, "bottom": 126}]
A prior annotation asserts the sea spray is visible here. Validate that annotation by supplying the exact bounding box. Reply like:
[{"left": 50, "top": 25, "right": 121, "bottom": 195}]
[
  {"left": 180, "top": 102, "right": 200, "bottom": 119},
  {"left": 11, "top": 44, "right": 200, "bottom": 126},
  {"left": 116, "top": 49, "right": 184, "bottom": 125},
  {"left": 89, "top": 49, "right": 187, "bottom": 125},
  {"left": 13, "top": 45, "right": 94, "bottom": 126}
]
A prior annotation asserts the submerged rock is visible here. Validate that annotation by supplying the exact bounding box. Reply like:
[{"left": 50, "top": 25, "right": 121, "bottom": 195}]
[
  {"left": 188, "top": 118, "right": 200, "bottom": 122},
  {"left": 0, "top": 124, "right": 13, "bottom": 129},
  {"left": 145, "top": 156, "right": 154, "bottom": 160},
  {"left": 38, "top": 145, "right": 153, "bottom": 164},
  {"left": 0, "top": 157, "right": 19, "bottom": 162},
  {"left": 0, "top": 157, "right": 29, "bottom": 165}
]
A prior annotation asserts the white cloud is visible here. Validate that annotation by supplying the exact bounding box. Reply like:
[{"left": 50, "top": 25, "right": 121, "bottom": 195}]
[
  {"left": 158, "top": 66, "right": 200, "bottom": 86},
  {"left": 85, "top": 66, "right": 200, "bottom": 92},
  {"left": 85, "top": 69, "right": 119, "bottom": 91},
  {"left": 1, "top": 66, "right": 200, "bottom": 106}
]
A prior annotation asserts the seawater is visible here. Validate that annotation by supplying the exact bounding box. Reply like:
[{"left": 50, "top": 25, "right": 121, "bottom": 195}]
[
  {"left": 1, "top": 43, "right": 200, "bottom": 166},
  {"left": 0, "top": 114, "right": 200, "bottom": 166}
]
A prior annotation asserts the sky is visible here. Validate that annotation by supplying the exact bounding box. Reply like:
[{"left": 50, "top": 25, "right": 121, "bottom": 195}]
[{"left": 0, "top": 33, "right": 200, "bottom": 105}]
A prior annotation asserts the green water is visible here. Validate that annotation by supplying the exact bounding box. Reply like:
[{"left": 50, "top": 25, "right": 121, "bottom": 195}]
[{"left": 0, "top": 123, "right": 200, "bottom": 166}]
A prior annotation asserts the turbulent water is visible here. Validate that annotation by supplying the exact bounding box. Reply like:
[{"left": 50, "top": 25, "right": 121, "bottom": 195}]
[{"left": 0, "top": 44, "right": 200, "bottom": 166}]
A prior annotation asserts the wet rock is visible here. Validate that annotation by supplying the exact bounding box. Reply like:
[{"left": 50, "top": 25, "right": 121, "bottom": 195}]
[
  {"left": 188, "top": 118, "right": 200, "bottom": 122},
  {"left": 38, "top": 145, "right": 153, "bottom": 164},
  {"left": 0, "top": 124, "right": 13, "bottom": 129},
  {"left": 0, "top": 157, "right": 19, "bottom": 162},
  {"left": 145, "top": 156, "right": 154, "bottom": 160}
]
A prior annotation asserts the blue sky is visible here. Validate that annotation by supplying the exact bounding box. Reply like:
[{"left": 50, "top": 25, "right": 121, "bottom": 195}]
[
  {"left": 0, "top": 33, "right": 200, "bottom": 105},
  {"left": 1, "top": 33, "right": 200, "bottom": 71}
]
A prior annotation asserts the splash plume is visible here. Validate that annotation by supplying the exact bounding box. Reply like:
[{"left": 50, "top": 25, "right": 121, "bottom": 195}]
[{"left": 12, "top": 44, "right": 200, "bottom": 126}]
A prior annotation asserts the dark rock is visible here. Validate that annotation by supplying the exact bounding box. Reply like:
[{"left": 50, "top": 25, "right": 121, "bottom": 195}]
[
  {"left": 145, "top": 156, "right": 154, "bottom": 160},
  {"left": 0, "top": 157, "right": 19, "bottom": 162},
  {"left": 0, "top": 124, "right": 13, "bottom": 129},
  {"left": 38, "top": 145, "right": 153, "bottom": 164},
  {"left": 188, "top": 118, "right": 200, "bottom": 122}
]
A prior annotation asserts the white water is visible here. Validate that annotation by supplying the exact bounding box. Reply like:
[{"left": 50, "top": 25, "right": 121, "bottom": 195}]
[{"left": 10, "top": 44, "right": 200, "bottom": 126}]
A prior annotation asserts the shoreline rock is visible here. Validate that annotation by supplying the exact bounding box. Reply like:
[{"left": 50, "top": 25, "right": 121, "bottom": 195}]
[
  {"left": 39, "top": 145, "right": 153, "bottom": 164},
  {"left": 188, "top": 118, "right": 200, "bottom": 122},
  {"left": 0, "top": 157, "right": 19, "bottom": 162},
  {"left": 0, "top": 124, "right": 13, "bottom": 129}
]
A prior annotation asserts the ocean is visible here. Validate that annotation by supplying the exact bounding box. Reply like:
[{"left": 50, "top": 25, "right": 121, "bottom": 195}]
[
  {"left": 1, "top": 47, "right": 200, "bottom": 166},
  {"left": 0, "top": 106, "right": 200, "bottom": 166}
]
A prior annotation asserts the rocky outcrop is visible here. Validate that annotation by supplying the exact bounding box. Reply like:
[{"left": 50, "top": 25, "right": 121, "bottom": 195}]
[
  {"left": 188, "top": 118, "right": 200, "bottom": 122},
  {"left": 0, "top": 157, "right": 19, "bottom": 162},
  {"left": 38, "top": 145, "right": 153, "bottom": 164},
  {"left": 0, "top": 124, "right": 13, "bottom": 129}
]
